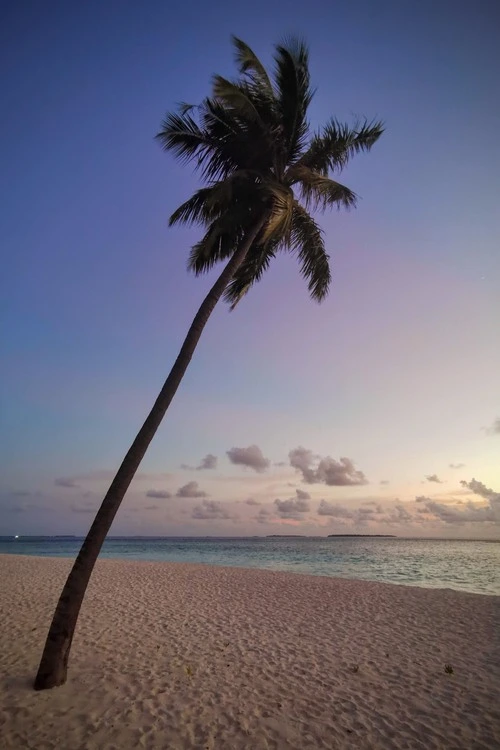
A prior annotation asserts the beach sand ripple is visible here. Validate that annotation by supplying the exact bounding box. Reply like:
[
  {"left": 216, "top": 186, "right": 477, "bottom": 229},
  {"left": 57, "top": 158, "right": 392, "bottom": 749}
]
[{"left": 1, "top": 554, "right": 499, "bottom": 749}]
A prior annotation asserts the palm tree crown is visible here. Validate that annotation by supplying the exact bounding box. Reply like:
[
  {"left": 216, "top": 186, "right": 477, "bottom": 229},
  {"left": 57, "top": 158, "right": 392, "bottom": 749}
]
[{"left": 156, "top": 36, "right": 383, "bottom": 308}]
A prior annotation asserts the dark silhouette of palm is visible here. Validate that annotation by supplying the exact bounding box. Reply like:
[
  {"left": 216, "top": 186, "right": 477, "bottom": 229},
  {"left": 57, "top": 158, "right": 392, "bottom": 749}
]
[{"left": 34, "top": 36, "right": 383, "bottom": 690}]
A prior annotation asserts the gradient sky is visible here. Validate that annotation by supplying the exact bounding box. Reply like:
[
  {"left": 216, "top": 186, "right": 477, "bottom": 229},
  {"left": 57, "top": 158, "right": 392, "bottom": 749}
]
[{"left": 1, "top": 0, "right": 499, "bottom": 538}]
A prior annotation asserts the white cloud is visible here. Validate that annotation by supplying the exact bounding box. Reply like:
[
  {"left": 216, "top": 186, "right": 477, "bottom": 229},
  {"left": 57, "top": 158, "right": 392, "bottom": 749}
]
[
  {"left": 318, "top": 499, "right": 413, "bottom": 527},
  {"left": 289, "top": 447, "right": 368, "bottom": 486},
  {"left": 317, "top": 501, "right": 354, "bottom": 518},
  {"left": 415, "top": 495, "right": 430, "bottom": 503},
  {"left": 274, "top": 490, "right": 311, "bottom": 518},
  {"left": 176, "top": 481, "right": 208, "bottom": 498},
  {"left": 197, "top": 453, "right": 217, "bottom": 470},
  {"left": 192, "top": 499, "right": 233, "bottom": 520},
  {"left": 295, "top": 488, "right": 310, "bottom": 500},
  {"left": 181, "top": 454, "right": 218, "bottom": 471},
  {"left": 416, "top": 480, "right": 500, "bottom": 525},
  {"left": 425, "top": 474, "right": 442, "bottom": 484},
  {"left": 227, "top": 445, "right": 270, "bottom": 473}
]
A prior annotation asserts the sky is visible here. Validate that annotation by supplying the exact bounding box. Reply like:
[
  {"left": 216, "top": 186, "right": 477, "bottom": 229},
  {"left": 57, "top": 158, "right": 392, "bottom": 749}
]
[{"left": 1, "top": 0, "right": 499, "bottom": 539}]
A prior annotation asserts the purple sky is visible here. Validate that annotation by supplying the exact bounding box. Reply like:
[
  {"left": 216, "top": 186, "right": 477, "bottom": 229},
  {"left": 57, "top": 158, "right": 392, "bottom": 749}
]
[{"left": 1, "top": 0, "right": 499, "bottom": 538}]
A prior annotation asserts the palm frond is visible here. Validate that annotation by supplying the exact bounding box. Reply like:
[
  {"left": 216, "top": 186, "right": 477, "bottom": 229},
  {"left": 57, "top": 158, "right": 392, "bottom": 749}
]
[
  {"left": 224, "top": 239, "right": 278, "bottom": 309},
  {"left": 212, "top": 76, "right": 263, "bottom": 124},
  {"left": 200, "top": 97, "right": 274, "bottom": 178},
  {"left": 169, "top": 172, "right": 259, "bottom": 227},
  {"left": 187, "top": 222, "right": 243, "bottom": 275},
  {"left": 204, "top": 169, "right": 261, "bottom": 207},
  {"left": 156, "top": 110, "right": 209, "bottom": 163},
  {"left": 274, "top": 37, "right": 314, "bottom": 167},
  {"left": 156, "top": 106, "right": 236, "bottom": 182},
  {"left": 169, "top": 188, "right": 217, "bottom": 227},
  {"left": 288, "top": 166, "right": 357, "bottom": 210},
  {"left": 295, "top": 118, "right": 384, "bottom": 174},
  {"left": 260, "top": 184, "right": 294, "bottom": 244},
  {"left": 289, "top": 203, "right": 331, "bottom": 301},
  {"left": 231, "top": 36, "right": 274, "bottom": 98},
  {"left": 187, "top": 199, "right": 262, "bottom": 275}
]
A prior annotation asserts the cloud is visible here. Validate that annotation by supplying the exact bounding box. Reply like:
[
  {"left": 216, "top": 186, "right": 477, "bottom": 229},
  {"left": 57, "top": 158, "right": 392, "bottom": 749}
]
[
  {"left": 420, "top": 500, "right": 495, "bottom": 524},
  {"left": 379, "top": 480, "right": 390, "bottom": 485},
  {"left": 362, "top": 500, "right": 384, "bottom": 510},
  {"left": 460, "top": 478, "right": 499, "bottom": 503},
  {"left": 274, "top": 461, "right": 287, "bottom": 467},
  {"left": 181, "top": 454, "right": 218, "bottom": 471},
  {"left": 144, "top": 504, "right": 160, "bottom": 511},
  {"left": 245, "top": 497, "right": 260, "bottom": 506},
  {"left": 415, "top": 495, "right": 430, "bottom": 503},
  {"left": 389, "top": 505, "right": 413, "bottom": 523},
  {"left": 191, "top": 499, "right": 232, "bottom": 520},
  {"left": 318, "top": 499, "right": 412, "bottom": 526},
  {"left": 317, "top": 501, "right": 354, "bottom": 518},
  {"left": 449, "top": 463, "right": 465, "bottom": 469},
  {"left": 417, "top": 480, "right": 500, "bottom": 525},
  {"left": 274, "top": 490, "right": 311, "bottom": 518},
  {"left": 145, "top": 489, "right": 172, "bottom": 499},
  {"left": 176, "top": 481, "right": 208, "bottom": 498},
  {"left": 425, "top": 474, "right": 442, "bottom": 484},
  {"left": 197, "top": 453, "right": 217, "bottom": 470},
  {"left": 486, "top": 417, "right": 500, "bottom": 435},
  {"left": 289, "top": 447, "right": 368, "bottom": 486},
  {"left": 55, "top": 477, "right": 80, "bottom": 488},
  {"left": 295, "top": 488, "right": 311, "bottom": 500},
  {"left": 227, "top": 445, "right": 270, "bottom": 473},
  {"left": 255, "top": 508, "right": 271, "bottom": 524}
]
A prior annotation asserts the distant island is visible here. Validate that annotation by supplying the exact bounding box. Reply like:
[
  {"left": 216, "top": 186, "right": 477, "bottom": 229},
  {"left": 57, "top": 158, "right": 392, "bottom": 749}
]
[
  {"left": 327, "top": 534, "right": 396, "bottom": 538},
  {"left": 266, "top": 534, "right": 306, "bottom": 538}
]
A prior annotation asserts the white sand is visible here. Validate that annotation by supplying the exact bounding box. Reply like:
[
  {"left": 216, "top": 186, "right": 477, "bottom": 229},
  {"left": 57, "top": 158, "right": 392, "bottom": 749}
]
[{"left": 0, "top": 554, "right": 499, "bottom": 749}]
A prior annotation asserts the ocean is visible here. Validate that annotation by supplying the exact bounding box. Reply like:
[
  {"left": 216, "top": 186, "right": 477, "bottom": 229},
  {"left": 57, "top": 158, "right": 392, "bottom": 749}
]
[{"left": 0, "top": 536, "right": 498, "bottom": 596}]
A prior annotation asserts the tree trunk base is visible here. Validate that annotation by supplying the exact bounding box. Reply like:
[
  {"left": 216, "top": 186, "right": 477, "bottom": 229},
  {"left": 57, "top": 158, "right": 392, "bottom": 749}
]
[{"left": 33, "top": 636, "right": 71, "bottom": 690}]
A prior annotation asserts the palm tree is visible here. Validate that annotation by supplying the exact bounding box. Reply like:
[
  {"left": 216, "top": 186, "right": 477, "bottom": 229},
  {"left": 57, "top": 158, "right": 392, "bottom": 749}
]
[{"left": 34, "top": 36, "right": 383, "bottom": 690}]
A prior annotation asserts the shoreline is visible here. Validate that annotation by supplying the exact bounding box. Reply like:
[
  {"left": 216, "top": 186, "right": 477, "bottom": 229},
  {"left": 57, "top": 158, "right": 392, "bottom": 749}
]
[
  {"left": 0, "top": 550, "right": 497, "bottom": 597},
  {"left": 1, "top": 554, "right": 499, "bottom": 749}
]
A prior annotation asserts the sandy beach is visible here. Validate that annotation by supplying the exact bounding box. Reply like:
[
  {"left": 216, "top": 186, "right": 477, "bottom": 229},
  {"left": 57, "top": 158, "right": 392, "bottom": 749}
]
[{"left": 1, "top": 554, "right": 499, "bottom": 749}]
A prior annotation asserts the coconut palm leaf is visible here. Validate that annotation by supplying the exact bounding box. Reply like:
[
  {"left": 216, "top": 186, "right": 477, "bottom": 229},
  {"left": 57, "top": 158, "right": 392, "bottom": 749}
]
[
  {"left": 289, "top": 203, "right": 330, "bottom": 301},
  {"left": 274, "top": 37, "right": 314, "bottom": 168},
  {"left": 289, "top": 166, "right": 357, "bottom": 211},
  {"left": 295, "top": 118, "right": 384, "bottom": 174},
  {"left": 231, "top": 35, "right": 274, "bottom": 98},
  {"left": 168, "top": 187, "right": 218, "bottom": 227},
  {"left": 212, "top": 76, "right": 265, "bottom": 124},
  {"left": 224, "top": 239, "right": 279, "bottom": 309}
]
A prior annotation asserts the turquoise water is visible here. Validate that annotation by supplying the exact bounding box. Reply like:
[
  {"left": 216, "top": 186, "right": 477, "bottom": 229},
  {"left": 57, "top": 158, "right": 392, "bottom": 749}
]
[{"left": 1, "top": 536, "right": 498, "bottom": 596}]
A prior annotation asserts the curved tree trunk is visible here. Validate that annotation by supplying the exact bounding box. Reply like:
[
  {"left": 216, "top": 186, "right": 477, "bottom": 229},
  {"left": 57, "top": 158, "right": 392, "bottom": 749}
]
[{"left": 34, "top": 217, "right": 266, "bottom": 691}]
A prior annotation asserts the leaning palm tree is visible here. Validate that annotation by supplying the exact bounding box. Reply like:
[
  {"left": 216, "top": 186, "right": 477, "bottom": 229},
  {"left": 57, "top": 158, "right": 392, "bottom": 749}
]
[{"left": 34, "top": 36, "right": 383, "bottom": 690}]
